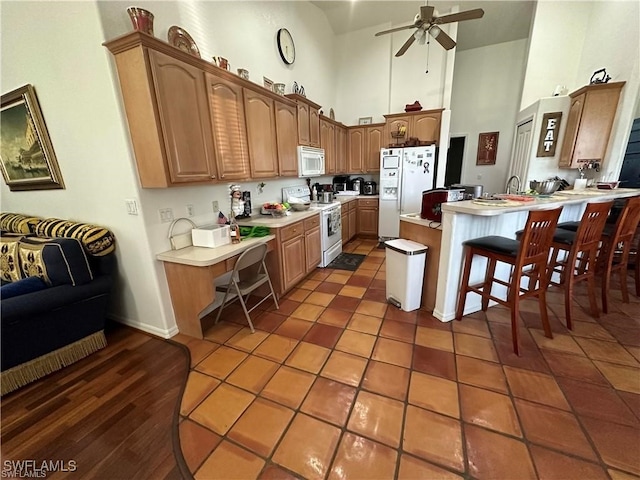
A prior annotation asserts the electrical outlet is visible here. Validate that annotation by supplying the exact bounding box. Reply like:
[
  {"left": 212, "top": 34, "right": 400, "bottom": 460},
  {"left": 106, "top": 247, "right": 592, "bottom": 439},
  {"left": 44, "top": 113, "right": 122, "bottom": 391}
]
[
  {"left": 159, "top": 208, "right": 174, "bottom": 223},
  {"left": 477, "top": 174, "right": 482, "bottom": 180},
  {"left": 186, "top": 204, "right": 194, "bottom": 217},
  {"left": 125, "top": 198, "right": 138, "bottom": 215},
  {"left": 212, "top": 200, "right": 219, "bottom": 212}
]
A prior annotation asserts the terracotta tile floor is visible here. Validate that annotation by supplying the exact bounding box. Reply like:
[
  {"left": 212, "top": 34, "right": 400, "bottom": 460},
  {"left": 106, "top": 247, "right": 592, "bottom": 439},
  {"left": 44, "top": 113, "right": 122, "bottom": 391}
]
[{"left": 173, "top": 239, "right": 640, "bottom": 480}]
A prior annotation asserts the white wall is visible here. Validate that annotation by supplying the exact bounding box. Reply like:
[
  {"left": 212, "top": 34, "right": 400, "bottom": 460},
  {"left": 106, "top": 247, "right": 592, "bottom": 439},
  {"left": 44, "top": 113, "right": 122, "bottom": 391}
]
[
  {"left": 0, "top": 1, "right": 174, "bottom": 337},
  {"left": 449, "top": 39, "right": 528, "bottom": 194}
]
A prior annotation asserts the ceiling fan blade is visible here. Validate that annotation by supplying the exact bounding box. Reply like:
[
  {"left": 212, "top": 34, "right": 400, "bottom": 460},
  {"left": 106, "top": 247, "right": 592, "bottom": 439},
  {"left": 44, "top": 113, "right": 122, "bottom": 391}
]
[
  {"left": 375, "top": 23, "right": 417, "bottom": 37},
  {"left": 395, "top": 34, "right": 416, "bottom": 57},
  {"left": 434, "top": 8, "right": 484, "bottom": 25},
  {"left": 431, "top": 28, "right": 457, "bottom": 50},
  {"left": 420, "top": 5, "right": 434, "bottom": 23}
]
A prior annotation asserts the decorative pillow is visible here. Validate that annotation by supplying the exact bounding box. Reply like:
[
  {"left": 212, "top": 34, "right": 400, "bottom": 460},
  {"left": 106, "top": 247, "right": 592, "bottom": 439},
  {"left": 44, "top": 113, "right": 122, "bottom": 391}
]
[
  {"left": 35, "top": 218, "right": 115, "bottom": 256},
  {"left": 0, "top": 234, "right": 25, "bottom": 283},
  {"left": 0, "top": 276, "right": 47, "bottom": 299},
  {"left": 18, "top": 237, "right": 93, "bottom": 286},
  {"left": 0, "top": 213, "right": 41, "bottom": 234}
]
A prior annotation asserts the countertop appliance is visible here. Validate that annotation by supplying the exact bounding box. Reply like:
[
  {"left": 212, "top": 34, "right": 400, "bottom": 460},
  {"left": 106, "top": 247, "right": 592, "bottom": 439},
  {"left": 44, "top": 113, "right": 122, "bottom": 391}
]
[
  {"left": 379, "top": 146, "right": 437, "bottom": 239},
  {"left": 363, "top": 181, "right": 377, "bottom": 195},
  {"left": 450, "top": 183, "right": 483, "bottom": 199},
  {"left": 297, "top": 146, "right": 325, "bottom": 177},
  {"left": 333, "top": 175, "right": 350, "bottom": 193},
  {"left": 282, "top": 185, "right": 342, "bottom": 267},
  {"left": 350, "top": 177, "right": 365, "bottom": 194},
  {"left": 420, "top": 188, "right": 465, "bottom": 222}
]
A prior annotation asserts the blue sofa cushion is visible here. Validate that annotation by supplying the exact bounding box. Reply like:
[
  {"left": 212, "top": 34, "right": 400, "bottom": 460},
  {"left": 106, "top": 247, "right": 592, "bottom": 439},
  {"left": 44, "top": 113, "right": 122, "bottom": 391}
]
[
  {"left": 18, "top": 237, "right": 93, "bottom": 286},
  {"left": 0, "top": 276, "right": 47, "bottom": 299}
]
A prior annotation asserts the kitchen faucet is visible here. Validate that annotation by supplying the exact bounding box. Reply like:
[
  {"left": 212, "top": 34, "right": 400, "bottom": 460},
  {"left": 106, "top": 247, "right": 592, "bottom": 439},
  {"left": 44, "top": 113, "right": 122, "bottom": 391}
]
[{"left": 505, "top": 175, "right": 521, "bottom": 194}]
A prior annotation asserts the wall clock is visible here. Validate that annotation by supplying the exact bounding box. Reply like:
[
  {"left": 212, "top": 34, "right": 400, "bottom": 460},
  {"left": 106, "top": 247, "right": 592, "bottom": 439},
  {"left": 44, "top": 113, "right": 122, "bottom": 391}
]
[{"left": 277, "top": 28, "right": 295, "bottom": 65}]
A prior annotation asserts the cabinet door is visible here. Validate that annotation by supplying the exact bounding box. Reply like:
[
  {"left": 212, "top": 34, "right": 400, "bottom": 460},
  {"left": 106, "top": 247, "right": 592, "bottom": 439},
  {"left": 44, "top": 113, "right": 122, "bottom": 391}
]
[
  {"left": 281, "top": 235, "right": 306, "bottom": 290},
  {"left": 348, "top": 128, "right": 365, "bottom": 174},
  {"left": 149, "top": 50, "right": 217, "bottom": 183},
  {"left": 321, "top": 120, "right": 336, "bottom": 174},
  {"left": 349, "top": 208, "right": 357, "bottom": 240},
  {"left": 412, "top": 112, "right": 441, "bottom": 144},
  {"left": 365, "top": 125, "right": 384, "bottom": 173},
  {"left": 386, "top": 117, "right": 410, "bottom": 146},
  {"left": 297, "top": 102, "right": 310, "bottom": 146},
  {"left": 244, "top": 89, "right": 278, "bottom": 178},
  {"left": 305, "top": 227, "right": 322, "bottom": 273},
  {"left": 558, "top": 94, "right": 585, "bottom": 167},
  {"left": 206, "top": 74, "right": 250, "bottom": 180},
  {"left": 275, "top": 102, "right": 298, "bottom": 177},
  {"left": 309, "top": 109, "right": 321, "bottom": 147},
  {"left": 336, "top": 126, "right": 347, "bottom": 174},
  {"left": 341, "top": 210, "right": 349, "bottom": 245},
  {"left": 358, "top": 208, "right": 378, "bottom": 235}
]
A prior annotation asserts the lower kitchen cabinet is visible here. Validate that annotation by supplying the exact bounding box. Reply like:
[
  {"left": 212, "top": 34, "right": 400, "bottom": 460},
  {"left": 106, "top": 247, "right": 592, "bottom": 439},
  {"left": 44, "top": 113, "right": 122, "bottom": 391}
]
[
  {"left": 357, "top": 198, "right": 379, "bottom": 236},
  {"left": 304, "top": 216, "right": 322, "bottom": 272},
  {"left": 349, "top": 208, "right": 357, "bottom": 240},
  {"left": 280, "top": 232, "right": 306, "bottom": 292},
  {"left": 341, "top": 206, "right": 349, "bottom": 245},
  {"left": 341, "top": 200, "right": 358, "bottom": 244}
]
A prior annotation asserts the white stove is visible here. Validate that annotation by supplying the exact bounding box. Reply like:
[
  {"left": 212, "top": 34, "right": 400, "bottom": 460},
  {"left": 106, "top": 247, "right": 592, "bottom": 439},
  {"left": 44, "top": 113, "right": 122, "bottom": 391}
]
[{"left": 282, "top": 185, "right": 342, "bottom": 267}]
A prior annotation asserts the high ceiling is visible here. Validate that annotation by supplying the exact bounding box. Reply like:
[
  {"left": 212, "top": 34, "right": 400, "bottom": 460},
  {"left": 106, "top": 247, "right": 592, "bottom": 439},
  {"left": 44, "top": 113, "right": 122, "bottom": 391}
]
[{"left": 310, "top": 1, "right": 535, "bottom": 51}]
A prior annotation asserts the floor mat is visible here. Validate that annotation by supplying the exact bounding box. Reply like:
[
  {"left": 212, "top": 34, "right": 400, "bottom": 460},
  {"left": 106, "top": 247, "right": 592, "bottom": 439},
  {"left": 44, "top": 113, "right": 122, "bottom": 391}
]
[{"left": 327, "top": 253, "right": 366, "bottom": 271}]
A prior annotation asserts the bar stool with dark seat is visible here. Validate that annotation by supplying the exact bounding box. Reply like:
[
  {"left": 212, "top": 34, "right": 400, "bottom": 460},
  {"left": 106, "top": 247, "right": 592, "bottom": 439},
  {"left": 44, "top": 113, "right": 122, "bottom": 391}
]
[
  {"left": 455, "top": 207, "right": 562, "bottom": 355},
  {"left": 599, "top": 196, "right": 640, "bottom": 312},
  {"left": 548, "top": 201, "right": 613, "bottom": 328}
]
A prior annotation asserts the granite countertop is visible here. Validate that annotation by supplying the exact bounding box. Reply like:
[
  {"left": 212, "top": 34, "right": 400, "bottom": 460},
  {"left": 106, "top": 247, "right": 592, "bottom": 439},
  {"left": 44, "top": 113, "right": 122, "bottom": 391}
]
[
  {"left": 441, "top": 188, "right": 640, "bottom": 217},
  {"left": 400, "top": 213, "right": 443, "bottom": 230},
  {"left": 157, "top": 235, "right": 276, "bottom": 267}
]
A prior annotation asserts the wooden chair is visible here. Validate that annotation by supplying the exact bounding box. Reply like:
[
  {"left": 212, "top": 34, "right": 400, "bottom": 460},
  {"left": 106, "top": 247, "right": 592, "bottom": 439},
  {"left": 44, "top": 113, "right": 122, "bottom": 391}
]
[
  {"left": 599, "top": 196, "right": 640, "bottom": 312},
  {"left": 548, "top": 201, "right": 613, "bottom": 328},
  {"left": 455, "top": 207, "right": 562, "bottom": 355}
]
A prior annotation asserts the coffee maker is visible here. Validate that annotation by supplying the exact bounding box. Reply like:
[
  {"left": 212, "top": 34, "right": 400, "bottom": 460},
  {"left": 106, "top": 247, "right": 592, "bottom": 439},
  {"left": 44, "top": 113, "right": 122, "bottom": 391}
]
[
  {"left": 350, "top": 177, "right": 365, "bottom": 194},
  {"left": 363, "top": 181, "right": 377, "bottom": 195}
]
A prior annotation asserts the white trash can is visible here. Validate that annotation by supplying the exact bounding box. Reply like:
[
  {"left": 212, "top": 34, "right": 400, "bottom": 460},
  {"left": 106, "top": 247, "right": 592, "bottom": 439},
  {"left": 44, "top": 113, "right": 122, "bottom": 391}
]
[{"left": 385, "top": 239, "right": 428, "bottom": 312}]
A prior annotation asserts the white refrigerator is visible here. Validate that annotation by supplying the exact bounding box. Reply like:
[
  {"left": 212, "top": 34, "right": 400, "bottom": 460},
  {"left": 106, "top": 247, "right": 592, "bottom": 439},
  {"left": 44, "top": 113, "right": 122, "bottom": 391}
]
[{"left": 378, "top": 146, "right": 436, "bottom": 239}]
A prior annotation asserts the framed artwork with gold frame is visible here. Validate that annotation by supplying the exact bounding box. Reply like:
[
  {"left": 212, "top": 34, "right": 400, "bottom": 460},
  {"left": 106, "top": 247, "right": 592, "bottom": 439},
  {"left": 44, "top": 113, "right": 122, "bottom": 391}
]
[{"left": 0, "top": 84, "right": 64, "bottom": 191}]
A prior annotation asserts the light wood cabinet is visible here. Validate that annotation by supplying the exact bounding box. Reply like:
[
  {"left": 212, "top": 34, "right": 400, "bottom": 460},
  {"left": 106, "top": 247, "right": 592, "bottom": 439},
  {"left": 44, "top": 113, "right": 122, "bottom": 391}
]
[
  {"left": 349, "top": 208, "right": 357, "bottom": 240},
  {"left": 281, "top": 235, "right": 306, "bottom": 291},
  {"left": 365, "top": 125, "right": 384, "bottom": 173},
  {"left": 321, "top": 119, "right": 336, "bottom": 174},
  {"left": 304, "top": 216, "right": 321, "bottom": 273},
  {"left": 244, "top": 89, "right": 278, "bottom": 178},
  {"left": 341, "top": 205, "right": 349, "bottom": 245},
  {"left": 558, "top": 82, "right": 625, "bottom": 169},
  {"left": 348, "top": 127, "right": 366, "bottom": 174},
  {"left": 383, "top": 109, "right": 443, "bottom": 147},
  {"left": 336, "top": 125, "right": 347, "bottom": 174},
  {"left": 206, "top": 74, "right": 251, "bottom": 180},
  {"left": 275, "top": 102, "right": 298, "bottom": 177},
  {"left": 286, "top": 94, "right": 321, "bottom": 148},
  {"left": 357, "top": 198, "right": 379, "bottom": 236},
  {"left": 341, "top": 200, "right": 359, "bottom": 245}
]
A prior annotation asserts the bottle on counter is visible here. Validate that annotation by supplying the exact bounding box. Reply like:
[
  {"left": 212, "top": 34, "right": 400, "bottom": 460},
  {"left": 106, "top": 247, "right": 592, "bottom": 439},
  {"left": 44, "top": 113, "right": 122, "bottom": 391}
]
[
  {"left": 312, "top": 186, "right": 317, "bottom": 202},
  {"left": 229, "top": 214, "right": 241, "bottom": 244}
]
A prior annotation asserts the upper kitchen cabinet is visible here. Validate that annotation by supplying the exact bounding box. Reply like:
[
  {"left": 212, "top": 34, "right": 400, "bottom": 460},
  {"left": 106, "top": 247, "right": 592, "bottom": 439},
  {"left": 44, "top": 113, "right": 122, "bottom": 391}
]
[
  {"left": 320, "top": 118, "right": 336, "bottom": 174},
  {"left": 336, "top": 125, "right": 347, "bottom": 174},
  {"left": 243, "top": 89, "right": 278, "bottom": 178},
  {"left": 384, "top": 109, "right": 444, "bottom": 147},
  {"left": 105, "top": 33, "right": 218, "bottom": 187},
  {"left": 206, "top": 74, "right": 251, "bottom": 180},
  {"left": 274, "top": 102, "right": 298, "bottom": 177},
  {"left": 365, "top": 124, "right": 384, "bottom": 173},
  {"left": 286, "top": 94, "right": 321, "bottom": 148},
  {"left": 348, "top": 127, "right": 366, "bottom": 174},
  {"left": 558, "top": 82, "right": 625, "bottom": 169},
  {"left": 347, "top": 124, "right": 384, "bottom": 174}
]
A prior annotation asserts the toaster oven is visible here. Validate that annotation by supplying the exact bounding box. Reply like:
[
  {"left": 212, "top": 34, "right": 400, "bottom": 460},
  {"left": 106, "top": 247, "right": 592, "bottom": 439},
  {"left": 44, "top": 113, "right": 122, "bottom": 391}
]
[{"left": 420, "top": 189, "right": 465, "bottom": 222}]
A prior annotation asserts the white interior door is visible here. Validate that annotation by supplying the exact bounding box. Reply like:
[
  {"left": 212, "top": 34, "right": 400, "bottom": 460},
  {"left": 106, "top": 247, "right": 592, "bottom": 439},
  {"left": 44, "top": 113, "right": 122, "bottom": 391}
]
[{"left": 508, "top": 119, "right": 533, "bottom": 183}]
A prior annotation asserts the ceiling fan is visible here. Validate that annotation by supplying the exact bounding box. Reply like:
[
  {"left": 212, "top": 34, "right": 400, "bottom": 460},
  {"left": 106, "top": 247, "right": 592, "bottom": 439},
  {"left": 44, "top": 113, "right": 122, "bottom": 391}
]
[{"left": 375, "top": 5, "right": 484, "bottom": 56}]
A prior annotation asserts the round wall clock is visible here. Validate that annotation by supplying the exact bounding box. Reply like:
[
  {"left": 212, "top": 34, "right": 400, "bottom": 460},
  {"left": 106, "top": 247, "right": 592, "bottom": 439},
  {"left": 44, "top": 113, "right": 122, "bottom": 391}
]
[{"left": 277, "top": 28, "right": 295, "bottom": 65}]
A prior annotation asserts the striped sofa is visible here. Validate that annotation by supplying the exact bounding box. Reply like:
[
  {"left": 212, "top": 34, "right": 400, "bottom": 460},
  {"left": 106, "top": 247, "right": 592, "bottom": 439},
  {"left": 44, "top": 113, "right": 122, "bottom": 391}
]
[{"left": 0, "top": 213, "right": 116, "bottom": 395}]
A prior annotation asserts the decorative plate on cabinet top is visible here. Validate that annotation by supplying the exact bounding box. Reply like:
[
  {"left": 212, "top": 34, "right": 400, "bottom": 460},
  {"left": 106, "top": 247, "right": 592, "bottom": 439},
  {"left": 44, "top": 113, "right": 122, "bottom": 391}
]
[
  {"left": 168, "top": 26, "right": 200, "bottom": 57},
  {"left": 329, "top": 108, "right": 335, "bottom": 120}
]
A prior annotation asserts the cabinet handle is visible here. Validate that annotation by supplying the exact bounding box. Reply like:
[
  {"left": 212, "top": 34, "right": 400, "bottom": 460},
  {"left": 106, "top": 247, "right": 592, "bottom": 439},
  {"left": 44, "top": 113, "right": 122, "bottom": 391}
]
[
  {"left": 210, "top": 175, "right": 216, "bottom": 179},
  {"left": 220, "top": 174, "right": 225, "bottom": 178}
]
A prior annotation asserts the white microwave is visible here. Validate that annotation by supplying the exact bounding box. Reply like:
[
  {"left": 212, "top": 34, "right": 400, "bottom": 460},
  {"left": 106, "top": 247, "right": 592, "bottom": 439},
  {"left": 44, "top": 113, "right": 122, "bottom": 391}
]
[{"left": 297, "top": 146, "right": 325, "bottom": 177}]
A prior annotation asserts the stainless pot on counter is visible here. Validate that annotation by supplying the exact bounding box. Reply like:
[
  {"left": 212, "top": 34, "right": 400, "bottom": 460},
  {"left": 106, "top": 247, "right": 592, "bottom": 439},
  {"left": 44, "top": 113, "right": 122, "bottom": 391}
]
[{"left": 320, "top": 191, "right": 334, "bottom": 203}]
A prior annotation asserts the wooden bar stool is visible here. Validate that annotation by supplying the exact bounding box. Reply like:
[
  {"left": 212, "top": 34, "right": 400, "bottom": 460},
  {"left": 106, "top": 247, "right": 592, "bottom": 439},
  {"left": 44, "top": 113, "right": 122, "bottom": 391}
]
[
  {"left": 599, "top": 196, "right": 640, "bottom": 312},
  {"left": 548, "top": 201, "right": 613, "bottom": 328},
  {"left": 455, "top": 207, "right": 562, "bottom": 355}
]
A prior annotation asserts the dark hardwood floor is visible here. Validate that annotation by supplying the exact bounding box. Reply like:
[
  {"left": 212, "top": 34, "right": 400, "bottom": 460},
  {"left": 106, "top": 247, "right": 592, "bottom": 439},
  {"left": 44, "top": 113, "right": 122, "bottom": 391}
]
[{"left": 1, "top": 322, "right": 190, "bottom": 480}]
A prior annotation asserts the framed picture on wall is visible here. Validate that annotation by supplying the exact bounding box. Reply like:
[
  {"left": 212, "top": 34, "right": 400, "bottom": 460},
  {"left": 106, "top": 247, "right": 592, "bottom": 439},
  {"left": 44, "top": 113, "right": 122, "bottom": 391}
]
[
  {"left": 358, "top": 117, "right": 372, "bottom": 125},
  {"left": 0, "top": 84, "right": 65, "bottom": 191},
  {"left": 476, "top": 131, "right": 499, "bottom": 166}
]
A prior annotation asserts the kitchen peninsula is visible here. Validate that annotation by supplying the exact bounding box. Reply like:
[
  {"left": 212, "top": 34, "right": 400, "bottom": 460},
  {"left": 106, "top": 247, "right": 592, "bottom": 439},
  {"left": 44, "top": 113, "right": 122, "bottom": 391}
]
[{"left": 401, "top": 188, "right": 640, "bottom": 322}]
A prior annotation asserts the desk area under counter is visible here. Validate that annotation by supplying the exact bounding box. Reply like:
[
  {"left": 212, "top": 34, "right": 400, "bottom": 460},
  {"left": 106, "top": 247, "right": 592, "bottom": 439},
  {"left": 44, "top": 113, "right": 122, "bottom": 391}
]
[{"left": 434, "top": 188, "right": 640, "bottom": 323}]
